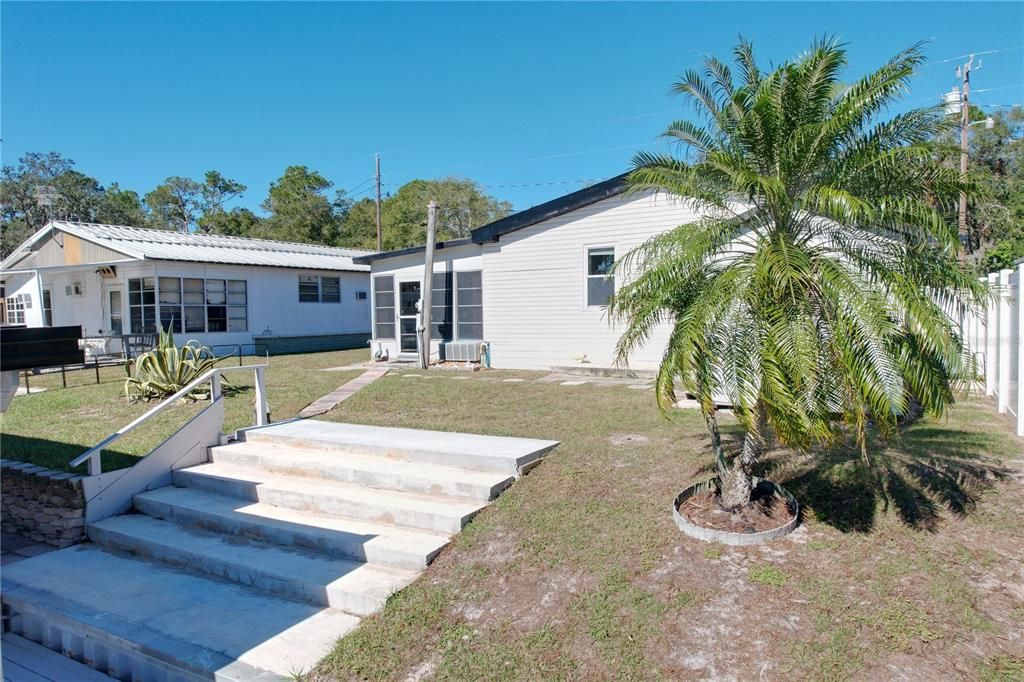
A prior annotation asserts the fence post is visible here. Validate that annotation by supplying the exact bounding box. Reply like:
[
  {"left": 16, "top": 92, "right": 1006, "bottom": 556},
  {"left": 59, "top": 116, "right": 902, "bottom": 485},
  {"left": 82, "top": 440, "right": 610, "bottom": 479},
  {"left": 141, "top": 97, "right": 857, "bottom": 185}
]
[
  {"left": 997, "top": 269, "right": 1012, "bottom": 414},
  {"left": 1017, "top": 263, "right": 1024, "bottom": 436},
  {"left": 23, "top": 370, "right": 30, "bottom": 394},
  {"left": 986, "top": 272, "right": 999, "bottom": 397},
  {"left": 254, "top": 366, "right": 268, "bottom": 426},
  {"left": 94, "top": 356, "right": 101, "bottom": 384},
  {"left": 61, "top": 365, "right": 67, "bottom": 389}
]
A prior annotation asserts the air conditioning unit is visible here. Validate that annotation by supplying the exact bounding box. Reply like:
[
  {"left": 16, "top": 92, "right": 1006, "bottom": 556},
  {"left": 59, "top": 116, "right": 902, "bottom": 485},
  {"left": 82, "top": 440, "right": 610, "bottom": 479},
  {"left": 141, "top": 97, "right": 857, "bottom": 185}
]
[{"left": 441, "top": 341, "right": 482, "bottom": 362}]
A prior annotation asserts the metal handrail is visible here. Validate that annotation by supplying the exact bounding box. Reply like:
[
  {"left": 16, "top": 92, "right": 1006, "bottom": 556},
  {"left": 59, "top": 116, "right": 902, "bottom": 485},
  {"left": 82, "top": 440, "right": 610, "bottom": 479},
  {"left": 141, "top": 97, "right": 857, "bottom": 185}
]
[{"left": 70, "top": 363, "right": 270, "bottom": 476}]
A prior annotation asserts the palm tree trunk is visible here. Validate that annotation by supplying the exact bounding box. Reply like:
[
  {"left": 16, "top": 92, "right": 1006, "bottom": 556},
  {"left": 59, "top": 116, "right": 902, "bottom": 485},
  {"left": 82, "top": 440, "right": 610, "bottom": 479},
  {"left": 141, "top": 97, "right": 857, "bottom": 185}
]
[{"left": 719, "top": 403, "right": 767, "bottom": 510}]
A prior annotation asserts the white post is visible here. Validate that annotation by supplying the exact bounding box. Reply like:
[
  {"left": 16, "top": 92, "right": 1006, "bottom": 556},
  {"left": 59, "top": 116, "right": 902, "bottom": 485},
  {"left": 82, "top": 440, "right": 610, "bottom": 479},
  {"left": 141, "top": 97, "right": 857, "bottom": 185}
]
[
  {"left": 997, "top": 269, "right": 1012, "bottom": 413},
  {"left": 986, "top": 272, "right": 999, "bottom": 397},
  {"left": 254, "top": 366, "right": 268, "bottom": 426},
  {"left": 1016, "top": 263, "right": 1024, "bottom": 436},
  {"left": 210, "top": 372, "right": 222, "bottom": 402},
  {"left": 88, "top": 453, "right": 101, "bottom": 476}
]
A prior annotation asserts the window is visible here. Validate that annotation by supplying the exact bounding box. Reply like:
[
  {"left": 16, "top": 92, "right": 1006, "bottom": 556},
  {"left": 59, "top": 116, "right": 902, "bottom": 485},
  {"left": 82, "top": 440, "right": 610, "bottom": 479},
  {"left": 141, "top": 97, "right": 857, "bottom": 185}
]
[
  {"left": 205, "top": 279, "right": 227, "bottom": 332},
  {"left": 456, "top": 271, "right": 483, "bottom": 340},
  {"left": 299, "top": 275, "right": 320, "bottom": 302},
  {"left": 158, "top": 277, "right": 183, "bottom": 333},
  {"left": 109, "top": 290, "right": 124, "bottom": 335},
  {"left": 355, "top": 290, "right": 368, "bottom": 301},
  {"left": 373, "top": 275, "right": 395, "bottom": 339},
  {"left": 42, "top": 290, "right": 53, "bottom": 326},
  {"left": 321, "top": 277, "right": 341, "bottom": 303},
  {"left": 150, "top": 277, "right": 246, "bottom": 334},
  {"left": 429, "top": 272, "right": 453, "bottom": 341},
  {"left": 586, "top": 247, "right": 615, "bottom": 307},
  {"left": 128, "top": 277, "right": 156, "bottom": 333},
  {"left": 227, "top": 280, "right": 248, "bottom": 331},
  {"left": 5, "top": 294, "right": 27, "bottom": 325},
  {"left": 298, "top": 275, "right": 342, "bottom": 303},
  {"left": 184, "top": 278, "right": 206, "bottom": 332}
]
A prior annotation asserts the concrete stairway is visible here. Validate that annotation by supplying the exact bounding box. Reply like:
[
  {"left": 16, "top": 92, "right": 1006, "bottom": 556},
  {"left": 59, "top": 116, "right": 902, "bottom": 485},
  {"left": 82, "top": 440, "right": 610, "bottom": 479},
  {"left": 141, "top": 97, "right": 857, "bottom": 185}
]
[{"left": 2, "top": 421, "right": 558, "bottom": 681}]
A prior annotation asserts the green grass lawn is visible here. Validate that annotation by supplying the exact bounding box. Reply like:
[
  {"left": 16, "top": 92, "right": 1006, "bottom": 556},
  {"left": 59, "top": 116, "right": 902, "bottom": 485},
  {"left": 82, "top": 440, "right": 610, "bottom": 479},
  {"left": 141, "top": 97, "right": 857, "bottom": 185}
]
[
  {"left": 0, "top": 349, "right": 366, "bottom": 472},
  {"left": 3, "top": 360, "right": 1023, "bottom": 679},
  {"left": 310, "top": 372, "right": 1024, "bottom": 681}
]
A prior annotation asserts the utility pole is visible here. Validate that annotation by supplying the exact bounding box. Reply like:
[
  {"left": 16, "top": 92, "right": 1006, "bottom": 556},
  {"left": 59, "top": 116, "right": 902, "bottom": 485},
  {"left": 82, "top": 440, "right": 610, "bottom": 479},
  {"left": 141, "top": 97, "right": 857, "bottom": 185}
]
[
  {"left": 957, "top": 55, "right": 975, "bottom": 264},
  {"left": 375, "top": 153, "right": 383, "bottom": 252},
  {"left": 418, "top": 201, "right": 437, "bottom": 369}
]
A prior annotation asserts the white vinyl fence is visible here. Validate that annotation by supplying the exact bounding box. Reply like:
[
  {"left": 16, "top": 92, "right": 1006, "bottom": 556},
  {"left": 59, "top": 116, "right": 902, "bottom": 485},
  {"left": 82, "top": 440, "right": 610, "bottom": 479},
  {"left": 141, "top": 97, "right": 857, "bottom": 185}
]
[{"left": 963, "top": 262, "right": 1024, "bottom": 436}]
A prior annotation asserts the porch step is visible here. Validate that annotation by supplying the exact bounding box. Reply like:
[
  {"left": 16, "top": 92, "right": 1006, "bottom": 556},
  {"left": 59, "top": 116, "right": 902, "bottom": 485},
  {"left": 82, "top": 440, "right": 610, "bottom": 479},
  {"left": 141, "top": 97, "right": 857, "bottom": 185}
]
[
  {"left": 132, "top": 486, "right": 451, "bottom": 570},
  {"left": 172, "top": 462, "right": 485, "bottom": 534},
  {"left": 242, "top": 420, "right": 558, "bottom": 476},
  {"left": 1, "top": 633, "right": 112, "bottom": 682},
  {"left": 89, "top": 514, "right": 419, "bottom": 614},
  {"left": 2, "top": 544, "right": 360, "bottom": 681},
  {"left": 209, "top": 441, "right": 514, "bottom": 502}
]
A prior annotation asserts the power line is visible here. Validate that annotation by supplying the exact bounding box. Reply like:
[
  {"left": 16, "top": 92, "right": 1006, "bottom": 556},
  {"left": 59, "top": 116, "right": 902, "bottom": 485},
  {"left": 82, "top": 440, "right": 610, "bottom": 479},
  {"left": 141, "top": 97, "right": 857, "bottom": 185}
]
[{"left": 936, "top": 45, "right": 1024, "bottom": 65}]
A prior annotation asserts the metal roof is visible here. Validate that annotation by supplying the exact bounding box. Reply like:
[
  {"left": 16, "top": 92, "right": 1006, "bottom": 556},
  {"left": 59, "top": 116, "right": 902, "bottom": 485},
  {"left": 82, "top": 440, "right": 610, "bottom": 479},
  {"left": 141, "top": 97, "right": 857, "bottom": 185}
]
[{"left": 37, "top": 221, "right": 372, "bottom": 272}]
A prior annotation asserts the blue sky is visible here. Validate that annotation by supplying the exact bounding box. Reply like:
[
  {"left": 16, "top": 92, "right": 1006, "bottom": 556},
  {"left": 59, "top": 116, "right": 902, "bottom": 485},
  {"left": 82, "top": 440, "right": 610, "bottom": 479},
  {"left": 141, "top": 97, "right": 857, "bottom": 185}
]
[{"left": 2, "top": 2, "right": 1022, "bottom": 213}]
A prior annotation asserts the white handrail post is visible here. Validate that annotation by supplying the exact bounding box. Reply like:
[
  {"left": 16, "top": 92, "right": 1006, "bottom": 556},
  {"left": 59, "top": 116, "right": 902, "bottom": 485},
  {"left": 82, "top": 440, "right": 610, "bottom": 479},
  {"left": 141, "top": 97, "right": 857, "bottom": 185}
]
[
  {"left": 254, "top": 366, "right": 268, "bottom": 426},
  {"left": 88, "top": 453, "right": 101, "bottom": 476},
  {"left": 210, "top": 372, "right": 222, "bottom": 402}
]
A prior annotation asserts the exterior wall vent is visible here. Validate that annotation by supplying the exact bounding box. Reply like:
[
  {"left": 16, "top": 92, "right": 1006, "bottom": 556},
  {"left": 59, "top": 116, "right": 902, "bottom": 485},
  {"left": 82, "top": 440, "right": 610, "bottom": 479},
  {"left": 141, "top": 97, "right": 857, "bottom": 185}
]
[{"left": 440, "top": 341, "right": 482, "bottom": 363}]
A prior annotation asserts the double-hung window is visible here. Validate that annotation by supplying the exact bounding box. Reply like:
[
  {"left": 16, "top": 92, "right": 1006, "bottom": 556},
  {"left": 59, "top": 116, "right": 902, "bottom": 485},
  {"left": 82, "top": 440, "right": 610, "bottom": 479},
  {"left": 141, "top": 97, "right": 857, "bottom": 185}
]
[
  {"left": 586, "top": 247, "right": 615, "bottom": 307},
  {"left": 5, "top": 294, "right": 28, "bottom": 325},
  {"left": 128, "top": 277, "right": 157, "bottom": 333}
]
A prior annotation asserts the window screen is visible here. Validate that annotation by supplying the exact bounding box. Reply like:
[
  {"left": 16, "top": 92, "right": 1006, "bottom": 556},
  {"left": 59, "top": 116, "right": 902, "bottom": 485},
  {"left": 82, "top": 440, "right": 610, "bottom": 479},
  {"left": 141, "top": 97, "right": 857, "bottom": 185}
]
[
  {"left": 431, "top": 271, "right": 453, "bottom": 341},
  {"left": 373, "top": 275, "right": 395, "bottom": 339},
  {"left": 456, "top": 271, "right": 483, "bottom": 340}
]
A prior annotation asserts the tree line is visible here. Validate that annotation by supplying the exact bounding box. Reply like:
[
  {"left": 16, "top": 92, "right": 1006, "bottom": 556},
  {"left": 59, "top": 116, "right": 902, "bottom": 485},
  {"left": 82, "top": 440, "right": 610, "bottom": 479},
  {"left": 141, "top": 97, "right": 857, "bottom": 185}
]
[{"left": 0, "top": 152, "right": 513, "bottom": 258}]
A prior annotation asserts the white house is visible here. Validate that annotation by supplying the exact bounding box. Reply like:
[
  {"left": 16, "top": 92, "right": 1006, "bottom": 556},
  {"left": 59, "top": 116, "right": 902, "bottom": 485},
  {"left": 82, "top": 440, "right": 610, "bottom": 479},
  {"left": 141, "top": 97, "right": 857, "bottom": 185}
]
[
  {"left": 357, "top": 174, "right": 723, "bottom": 371},
  {"left": 0, "top": 222, "right": 373, "bottom": 356}
]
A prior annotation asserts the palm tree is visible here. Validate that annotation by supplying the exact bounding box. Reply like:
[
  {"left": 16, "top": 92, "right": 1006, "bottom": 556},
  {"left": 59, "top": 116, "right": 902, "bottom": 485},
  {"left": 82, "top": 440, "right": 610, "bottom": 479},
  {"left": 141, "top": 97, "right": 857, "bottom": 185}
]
[{"left": 609, "top": 38, "right": 985, "bottom": 511}]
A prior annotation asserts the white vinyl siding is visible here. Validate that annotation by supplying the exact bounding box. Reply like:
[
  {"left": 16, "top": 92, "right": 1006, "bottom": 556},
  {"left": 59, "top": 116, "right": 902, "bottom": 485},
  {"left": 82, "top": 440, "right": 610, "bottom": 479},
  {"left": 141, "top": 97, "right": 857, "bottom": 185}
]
[{"left": 479, "top": 192, "right": 709, "bottom": 370}]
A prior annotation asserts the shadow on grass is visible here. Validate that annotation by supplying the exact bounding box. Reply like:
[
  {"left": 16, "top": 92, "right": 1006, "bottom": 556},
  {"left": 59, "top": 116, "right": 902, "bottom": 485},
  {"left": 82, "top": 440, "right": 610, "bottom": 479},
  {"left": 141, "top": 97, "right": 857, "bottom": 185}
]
[
  {"left": 758, "top": 427, "right": 1012, "bottom": 533},
  {"left": 1, "top": 433, "right": 142, "bottom": 473}
]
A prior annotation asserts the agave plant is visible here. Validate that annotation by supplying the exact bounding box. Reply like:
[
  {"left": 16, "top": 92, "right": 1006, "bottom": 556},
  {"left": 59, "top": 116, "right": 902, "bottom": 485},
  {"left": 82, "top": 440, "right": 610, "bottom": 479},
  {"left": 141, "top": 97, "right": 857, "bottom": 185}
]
[{"left": 124, "top": 325, "right": 221, "bottom": 402}]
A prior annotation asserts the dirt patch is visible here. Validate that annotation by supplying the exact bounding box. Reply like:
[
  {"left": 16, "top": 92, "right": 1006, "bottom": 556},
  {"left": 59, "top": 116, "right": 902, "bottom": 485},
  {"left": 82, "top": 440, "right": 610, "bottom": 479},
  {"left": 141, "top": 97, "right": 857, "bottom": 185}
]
[
  {"left": 679, "top": 486, "right": 796, "bottom": 533},
  {"left": 608, "top": 433, "right": 651, "bottom": 447}
]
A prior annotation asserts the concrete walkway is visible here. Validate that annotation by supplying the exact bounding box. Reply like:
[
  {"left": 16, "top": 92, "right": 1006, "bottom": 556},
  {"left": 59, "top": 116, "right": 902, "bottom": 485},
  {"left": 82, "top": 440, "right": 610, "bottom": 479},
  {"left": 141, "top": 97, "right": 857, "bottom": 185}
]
[{"left": 299, "top": 368, "right": 388, "bottom": 418}]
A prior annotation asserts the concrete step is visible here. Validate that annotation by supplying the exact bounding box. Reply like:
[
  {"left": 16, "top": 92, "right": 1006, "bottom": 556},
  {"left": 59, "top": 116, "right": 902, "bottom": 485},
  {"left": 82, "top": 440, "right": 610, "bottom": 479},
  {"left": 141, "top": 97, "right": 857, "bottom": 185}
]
[
  {"left": 242, "top": 420, "right": 558, "bottom": 476},
  {"left": 173, "top": 463, "right": 485, "bottom": 534},
  {"left": 209, "top": 441, "right": 514, "bottom": 502},
  {"left": 1, "top": 544, "right": 360, "bottom": 681},
  {"left": 133, "top": 486, "right": 451, "bottom": 571},
  {"left": 89, "top": 514, "right": 419, "bottom": 615}
]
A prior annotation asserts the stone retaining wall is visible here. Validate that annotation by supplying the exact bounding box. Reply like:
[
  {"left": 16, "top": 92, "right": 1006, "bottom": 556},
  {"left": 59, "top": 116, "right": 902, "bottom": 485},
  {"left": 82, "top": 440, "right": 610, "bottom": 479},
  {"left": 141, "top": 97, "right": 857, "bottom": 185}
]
[{"left": 1, "top": 460, "right": 86, "bottom": 548}]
